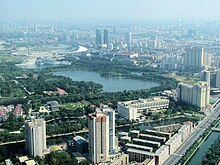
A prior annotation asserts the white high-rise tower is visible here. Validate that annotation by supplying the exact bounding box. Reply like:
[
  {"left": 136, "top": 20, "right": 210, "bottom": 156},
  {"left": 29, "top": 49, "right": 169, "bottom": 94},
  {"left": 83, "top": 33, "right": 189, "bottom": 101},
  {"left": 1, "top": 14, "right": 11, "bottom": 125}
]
[
  {"left": 25, "top": 118, "right": 47, "bottom": 157},
  {"left": 88, "top": 110, "right": 109, "bottom": 164}
]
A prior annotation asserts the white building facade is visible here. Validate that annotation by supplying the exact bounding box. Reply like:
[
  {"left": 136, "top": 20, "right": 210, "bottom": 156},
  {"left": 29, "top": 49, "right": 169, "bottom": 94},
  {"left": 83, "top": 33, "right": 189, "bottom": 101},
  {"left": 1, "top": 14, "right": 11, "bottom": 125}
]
[
  {"left": 25, "top": 119, "right": 47, "bottom": 157},
  {"left": 118, "top": 97, "right": 169, "bottom": 120},
  {"left": 88, "top": 110, "right": 110, "bottom": 164}
]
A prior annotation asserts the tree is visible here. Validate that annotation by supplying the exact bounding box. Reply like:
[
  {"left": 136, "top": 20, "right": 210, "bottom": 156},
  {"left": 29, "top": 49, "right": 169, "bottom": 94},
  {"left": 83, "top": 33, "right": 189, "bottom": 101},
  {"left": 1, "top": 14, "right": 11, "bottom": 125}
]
[{"left": 45, "top": 151, "right": 77, "bottom": 165}]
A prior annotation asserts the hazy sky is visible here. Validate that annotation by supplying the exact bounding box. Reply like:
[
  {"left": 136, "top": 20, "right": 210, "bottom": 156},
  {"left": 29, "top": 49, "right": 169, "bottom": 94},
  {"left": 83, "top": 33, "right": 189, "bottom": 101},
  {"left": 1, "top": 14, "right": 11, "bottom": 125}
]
[{"left": 1, "top": 0, "right": 220, "bottom": 22}]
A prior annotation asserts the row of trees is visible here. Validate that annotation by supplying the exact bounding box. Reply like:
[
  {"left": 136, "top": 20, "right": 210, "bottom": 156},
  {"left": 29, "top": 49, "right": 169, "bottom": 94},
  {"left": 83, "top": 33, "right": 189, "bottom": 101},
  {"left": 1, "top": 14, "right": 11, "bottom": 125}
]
[{"left": 46, "top": 118, "right": 87, "bottom": 135}]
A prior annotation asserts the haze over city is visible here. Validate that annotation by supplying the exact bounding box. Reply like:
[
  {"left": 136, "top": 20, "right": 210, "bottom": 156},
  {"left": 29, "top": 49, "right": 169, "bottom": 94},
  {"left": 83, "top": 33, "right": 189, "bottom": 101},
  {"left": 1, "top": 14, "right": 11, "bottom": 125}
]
[
  {"left": 1, "top": 0, "right": 220, "bottom": 22},
  {"left": 0, "top": 1, "right": 220, "bottom": 165}
]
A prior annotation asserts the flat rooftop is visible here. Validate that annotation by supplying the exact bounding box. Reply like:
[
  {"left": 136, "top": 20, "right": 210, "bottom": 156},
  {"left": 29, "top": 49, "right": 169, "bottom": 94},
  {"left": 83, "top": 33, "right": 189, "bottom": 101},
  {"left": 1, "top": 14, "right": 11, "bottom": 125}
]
[
  {"left": 145, "top": 129, "right": 172, "bottom": 137},
  {"left": 127, "top": 148, "right": 156, "bottom": 156},
  {"left": 133, "top": 138, "right": 161, "bottom": 146},
  {"left": 118, "top": 97, "right": 169, "bottom": 108},
  {"left": 139, "top": 133, "right": 166, "bottom": 141},
  {"left": 126, "top": 143, "right": 153, "bottom": 152}
]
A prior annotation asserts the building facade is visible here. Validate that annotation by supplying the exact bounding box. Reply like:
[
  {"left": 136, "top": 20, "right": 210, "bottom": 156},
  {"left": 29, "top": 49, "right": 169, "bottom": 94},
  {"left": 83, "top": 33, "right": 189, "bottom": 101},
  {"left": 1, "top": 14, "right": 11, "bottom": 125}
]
[
  {"left": 104, "top": 29, "right": 110, "bottom": 47},
  {"left": 96, "top": 29, "right": 102, "bottom": 45},
  {"left": 177, "top": 82, "right": 210, "bottom": 110},
  {"left": 184, "top": 46, "right": 211, "bottom": 71},
  {"left": 102, "top": 106, "right": 116, "bottom": 154},
  {"left": 88, "top": 110, "right": 109, "bottom": 164},
  {"left": 25, "top": 118, "right": 47, "bottom": 157},
  {"left": 118, "top": 97, "right": 169, "bottom": 120},
  {"left": 201, "top": 69, "right": 220, "bottom": 88},
  {"left": 125, "top": 32, "right": 132, "bottom": 45}
]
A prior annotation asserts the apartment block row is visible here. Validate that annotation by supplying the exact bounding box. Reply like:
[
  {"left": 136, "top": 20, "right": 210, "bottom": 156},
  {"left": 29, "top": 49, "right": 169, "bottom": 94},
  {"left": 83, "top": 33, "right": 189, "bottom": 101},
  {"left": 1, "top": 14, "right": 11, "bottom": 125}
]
[{"left": 120, "top": 122, "right": 193, "bottom": 165}]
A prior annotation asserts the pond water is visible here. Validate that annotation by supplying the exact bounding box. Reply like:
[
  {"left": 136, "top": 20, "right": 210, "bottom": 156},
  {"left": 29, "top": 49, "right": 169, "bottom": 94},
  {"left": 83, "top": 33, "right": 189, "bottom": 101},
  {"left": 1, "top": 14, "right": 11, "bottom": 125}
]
[{"left": 53, "top": 70, "right": 160, "bottom": 92}]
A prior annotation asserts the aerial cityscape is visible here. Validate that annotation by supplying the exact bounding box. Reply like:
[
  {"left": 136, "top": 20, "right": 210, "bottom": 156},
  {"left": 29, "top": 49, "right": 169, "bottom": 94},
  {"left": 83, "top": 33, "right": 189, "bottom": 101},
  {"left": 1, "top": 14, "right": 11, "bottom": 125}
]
[{"left": 0, "top": 0, "right": 220, "bottom": 165}]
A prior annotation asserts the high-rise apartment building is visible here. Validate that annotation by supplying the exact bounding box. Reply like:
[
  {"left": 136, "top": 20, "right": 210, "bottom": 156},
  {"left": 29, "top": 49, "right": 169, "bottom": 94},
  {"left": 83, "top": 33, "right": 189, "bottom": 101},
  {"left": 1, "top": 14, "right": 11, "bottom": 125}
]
[
  {"left": 216, "top": 70, "right": 220, "bottom": 88},
  {"left": 201, "top": 70, "right": 211, "bottom": 85},
  {"left": 201, "top": 69, "right": 220, "bottom": 88},
  {"left": 177, "top": 82, "right": 210, "bottom": 110},
  {"left": 25, "top": 118, "right": 47, "bottom": 157},
  {"left": 96, "top": 29, "right": 102, "bottom": 45},
  {"left": 184, "top": 46, "right": 211, "bottom": 71},
  {"left": 102, "top": 106, "right": 116, "bottom": 154},
  {"left": 104, "top": 29, "right": 110, "bottom": 47},
  {"left": 125, "top": 32, "right": 132, "bottom": 45},
  {"left": 88, "top": 110, "right": 109, "bottom": 164}
]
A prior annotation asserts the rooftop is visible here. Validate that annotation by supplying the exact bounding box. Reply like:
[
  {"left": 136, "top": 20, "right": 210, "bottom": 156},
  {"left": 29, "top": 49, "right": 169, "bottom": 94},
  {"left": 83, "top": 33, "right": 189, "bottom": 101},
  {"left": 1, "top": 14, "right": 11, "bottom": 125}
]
[
  {"left": 73, "top": 136, "right": 87, "bottom": 144},
  {"left": 25, "top": 160, "right": 36, "bottom": 165},
  {"left": 133, "top": 138, "right": 161, "bottom": 145},
  {"left": 126, "top": 143, "right": 153, "bottom": 151},
  {"left": 127, "top": 148, "right": 156, "bottom": 156},
  {"left": 119, "top": 97, "right": 169, "bottom": 108},
  {"left": 18, "top": 156, "right": 28, "bottom": 163}
]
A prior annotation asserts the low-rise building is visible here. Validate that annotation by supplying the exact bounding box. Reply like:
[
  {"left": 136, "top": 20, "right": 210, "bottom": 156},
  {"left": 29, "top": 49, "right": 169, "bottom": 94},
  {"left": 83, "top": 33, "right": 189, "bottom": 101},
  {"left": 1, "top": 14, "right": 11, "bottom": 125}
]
[
  {"left": 14, "top": 104, "right": 23, "bottom": 117},
  {"left": 144, "top": 129, "right": 172, "bottom": 139},
  {"left": 178, "top": 123, "right": 193, "bottom": 142},
  {"left": 113, "top": 52, "right": 138, "bottom": 59},
  {"left": 165, "top": 133, "right": 182, "bottom": 155},
  {"left": 132, "top": 138, "right": 161, "bottom": 149},
  {"left": 118, "top": 97, "right": 169, "bottom": 120},
  {"left": 118, "top": 132, "right": 129, "bottom": 139},
  {"left": 139, "top": 134, "right": 166, "bottom": 144},
  {"left": 126, "top": 143, "right": 153, "bottom": 152},
  {"left": 47, "top": 101, "right": 60, "bottom": 111},
  {"left": 73, "top": 136, "right": 88, "bottom": 154},
  {"left": 0, "top": 106, "right": 7, "bottom": 121},
  {"left": 109, "top": 153, "right": 129, "bottom": 165},
  {"left": 72, "top": 152, "right": 87, "bottom": 163},
  {"left": 155, "top": 145, "right": 169, "bottom": 165},
  {"left": 25, "top": 160, "right": 36, "bottom": 165},
  {"left": 154, "top": 124, "right": 182, "bottom": 133},
  {"left": 5, "top": 159, "right": 13, "bottom": 165},
  {"left": 127, "top": 148, "right": 155, "bottom": 163}
]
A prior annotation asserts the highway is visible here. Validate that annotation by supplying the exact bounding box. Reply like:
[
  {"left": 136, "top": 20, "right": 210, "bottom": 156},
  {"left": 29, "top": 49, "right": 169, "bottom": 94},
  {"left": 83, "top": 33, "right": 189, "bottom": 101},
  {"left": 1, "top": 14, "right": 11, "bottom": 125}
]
[{"left": 163, "top": 101, "right": 220, "bottom": 165}]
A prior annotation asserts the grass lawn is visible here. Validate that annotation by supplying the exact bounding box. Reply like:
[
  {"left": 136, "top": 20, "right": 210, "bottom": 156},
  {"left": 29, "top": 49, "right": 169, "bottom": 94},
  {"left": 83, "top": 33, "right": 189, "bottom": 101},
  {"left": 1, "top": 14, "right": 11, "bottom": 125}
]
[
  {"left": 166, "top": 73, "right": 200, "bottom": 85},
  {"left": 62, "top": 101, "right": 90, "bottom": 110}
]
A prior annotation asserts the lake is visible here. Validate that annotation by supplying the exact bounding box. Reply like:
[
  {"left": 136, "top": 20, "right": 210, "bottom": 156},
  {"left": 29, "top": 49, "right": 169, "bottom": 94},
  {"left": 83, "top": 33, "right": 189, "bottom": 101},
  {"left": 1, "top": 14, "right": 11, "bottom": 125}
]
[{"left": 53, "top": 70, "right": 160, "bottom": 92}]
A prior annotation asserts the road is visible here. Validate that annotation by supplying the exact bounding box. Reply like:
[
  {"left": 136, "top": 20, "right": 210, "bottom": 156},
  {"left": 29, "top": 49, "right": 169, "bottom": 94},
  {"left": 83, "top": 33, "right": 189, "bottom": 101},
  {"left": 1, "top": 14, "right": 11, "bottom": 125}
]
[
  {"left": 0, "top": 129, "right": 89, "bottom": 146},
  {"left": 163, "top": 100, "right": 220, "bottom": 165}
]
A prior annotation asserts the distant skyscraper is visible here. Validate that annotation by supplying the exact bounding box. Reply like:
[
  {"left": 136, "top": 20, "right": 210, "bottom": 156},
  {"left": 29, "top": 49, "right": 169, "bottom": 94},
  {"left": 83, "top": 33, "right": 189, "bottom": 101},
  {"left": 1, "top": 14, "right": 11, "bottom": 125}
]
[
  {"left": 184, "top": 46, "right": 210, "bottom": 71},
  {"left": 125, "top": 32, "right": 132, "bottom": 45},
  {"left": 96, "top": 29, "right": 102, "bottom": 45},
  {"left": 88, "top": 110, "right": 109, "bottom": 164},
  {"left": 51, "top": 26, "right": 54, "bottom": 33},
  {"left": 216, "top": 70, "right": 220, "bottom": 88},
  {"left": 104, "top": 29, "right": 110, "bottom": 47},
  {"left": 102, "top": 106, "right": 116, "bottom": 154},
  {"left": 179, "top": 19, "right": 182, "bottom": 27},
  {"left": 113, "top": 26, "right": 118, "bottom": 33},
  {"left": 202, "top": 69, "right": 220, "bottom": 88},
  {"left": 34, "top": 25, "right": 38, "bottom": 33},
  {"left": 25, "top": 119, "right": 47, "bottom": 157},
  {"left": 201, "top": 70, "right": 211, "bottom": 85}
]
